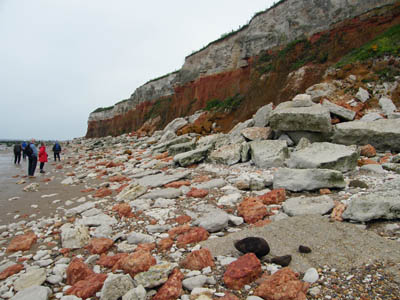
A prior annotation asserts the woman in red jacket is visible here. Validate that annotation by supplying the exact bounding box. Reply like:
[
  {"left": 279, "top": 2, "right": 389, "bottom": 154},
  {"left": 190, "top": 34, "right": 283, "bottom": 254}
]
[{"left": 38, "top": 142, "right": 48, "bottom": 173}]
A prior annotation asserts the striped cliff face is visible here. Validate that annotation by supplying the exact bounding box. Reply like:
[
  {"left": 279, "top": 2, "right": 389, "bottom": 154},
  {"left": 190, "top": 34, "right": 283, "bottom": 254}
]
[{"left": 86, "top": 0, "right": 400, "bottom": 138}]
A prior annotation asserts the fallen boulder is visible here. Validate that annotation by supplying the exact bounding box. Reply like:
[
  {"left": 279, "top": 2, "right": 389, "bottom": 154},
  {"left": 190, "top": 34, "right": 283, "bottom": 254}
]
[
  {"left": 342, "top": 190, "right": 400, "bottom": 222},
  {"left": 209, "top": 143, "right": 242, "bottom": 166},
  {"left": 269, "top": 104, "right": 332, "bottom": 133},
  {"left": 332, "top": 119, "right": 400, "bottom": 151},
  {"left": 273, "top": 168, "right": 345, "bottom": 192},
  {"left": 286, "top": 142, "right": 359, "bottom": 172},
  {"left": 283, "top": 195, "right": 335, "bottom": 216},
  {"left": 173, "top": 146, "right": 211, "bottom": 167},
  {"left": 250, "top": 140, "right": 288, "bottom": 168}
]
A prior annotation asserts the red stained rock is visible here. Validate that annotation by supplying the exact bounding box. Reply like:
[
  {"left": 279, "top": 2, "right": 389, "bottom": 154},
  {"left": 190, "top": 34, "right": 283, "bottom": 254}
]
[
  {"left": 258, "top": 189, "right": 286, "bottom": 205},
  {"left": 360, "top": 144, "right": 376, "bottom": 158},
  {"left": 251, "top": 219, "right": 272, "bottom": 228},
  {"left": 155, "top": 152, "right": 169, "bottom": 160},
  {"left": 379, "top": 154, "right": 392, "bottom": 164},
  {"left": 97, "top": 253, "right": 129, "bottom": 269},
  {"left": 254, "top": 267, "right": 309, "bottom": 300},
  {"left": 108, "top": 175, "right": 129, "bottom": 182},
  {"left": 224, "top": 253, "right": 262, "bottom": 290},
  {"left": 86, "top": 238, "right": 114, "bottom": 254},
  {"left": 93, "top": 188, "right": 113, "bottom": 198},
  {"left": 168, "top": 224, "right": 191, "bottom": 239},
  {"left": 66, "top": 258, "right": 95, "bottom": 285},
  {"left": 137, "top": 243, "right": 156, "bottom": 252},
  {"left": 186, "top": 188, "right": 209, "bottom": 198},
  {"left": 176, "top": 227, "right": 209, "bottom": 248},
  {"left": 165, "top": 181, "right": 191, "bottom": 188},
  {"left": 112, "top": 203, "right": 134, "bottom": 218},
  {"left": 153, "top": 268, "right": 184, "bottom": 300},
  {"left": 331, "top": 201, "right": 347, "bottom": 222},
  {"left": 106, "top": 161, "right": 121, "bottom": 168},
  {"left": 0, "top": 264, "right": 24, "bottom": 280},
  {"left": 319, "top": 188, "right": 331, "bottom": 195},
  {"left": 192, "top": 175, "right": 210, "bottom": 183},
  {"left": 158, "top": 238, "right": 174, "bottom": 251},
  {"left": 81, "top": 188, "right": 95, "bottom": 193},
  {"left": 180, "top": 248, "right": 215, "bottom": 270},
  {"left": 6, "top": 232, "right": 37, "bottom": 252},
  {"left": 60, "top": 248, "right": 71, "bottom": 257},
  {"left": 56, "top": 164, "right": 63, "bottom": 169},
  {"left": 241, "top": 127, "right": 272, "bottom": 141},
  {"left": 358, "top": 158, "right": 379, "bottom": 166},
  {"left": 174, "top": 215, "right": 192, "bottom": 225},
  {"left": 115, "top": 183, "right": 129, "bottom": 194},
  {"left": 66, "top": 273, "right": 107, "bottom": 299},
  {"left": 112, "top": 249, "right": 156, "bottom": 277},
  {"left": 237, "top": 197, "right": 269, "bottom": 224}
]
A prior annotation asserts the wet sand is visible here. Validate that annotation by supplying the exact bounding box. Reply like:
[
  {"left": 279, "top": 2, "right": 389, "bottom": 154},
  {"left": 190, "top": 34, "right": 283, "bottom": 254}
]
[{"left": 0, "top": 150, "right": 88, "bottom": 226}]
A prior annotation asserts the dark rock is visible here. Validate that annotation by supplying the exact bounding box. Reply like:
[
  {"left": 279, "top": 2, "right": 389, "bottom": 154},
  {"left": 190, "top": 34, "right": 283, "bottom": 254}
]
[
  {"left": 271, "top": 255, "right": 292, "bottom": 267},
  {"left": 298, "top": 245, "right": 312, "bottom": 254},
  {"left": 234, "top": 237, "right": 270, "bottom": 258},
  {"left": 349, "top": 180, "right": 369, "bottom": 189}
]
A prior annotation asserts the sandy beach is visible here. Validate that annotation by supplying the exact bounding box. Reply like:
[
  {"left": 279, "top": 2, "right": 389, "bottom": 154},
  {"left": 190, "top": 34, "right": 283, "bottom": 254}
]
[{"left": 0, "top": 149, "right": 87, "bottom": 226}]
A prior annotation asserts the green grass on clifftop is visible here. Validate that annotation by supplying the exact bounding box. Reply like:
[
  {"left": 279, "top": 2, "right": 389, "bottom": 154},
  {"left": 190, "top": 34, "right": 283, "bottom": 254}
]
[
  {"left": 337, "top": 24, "right": 400, "bottom": 67},
  {"left": 92, "top": 105, "right": 114, "bottom": 113}
]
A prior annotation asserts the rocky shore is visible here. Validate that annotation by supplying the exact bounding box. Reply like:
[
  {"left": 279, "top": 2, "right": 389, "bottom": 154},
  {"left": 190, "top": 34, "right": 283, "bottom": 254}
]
[{"left": 1, "top": 74, "right": 400, "bottom": 299}]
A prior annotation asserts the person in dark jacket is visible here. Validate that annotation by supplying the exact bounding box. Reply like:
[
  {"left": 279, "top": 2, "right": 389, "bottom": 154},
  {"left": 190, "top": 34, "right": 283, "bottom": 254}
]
[
  {"left": 52, "top": 142, "right": 62, "bottom": 161},
  {"left": 13, "top": 143, "right": 22, "bottom": 164},
  {"left": 26, "top": 139, "right": 38, "bottom": 177},
  {"left": 21, "top": 141, "right": 27, "bottom": 160}
]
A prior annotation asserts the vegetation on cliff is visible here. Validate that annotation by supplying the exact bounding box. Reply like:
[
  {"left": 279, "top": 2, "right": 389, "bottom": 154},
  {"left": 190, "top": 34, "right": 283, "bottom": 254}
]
[
  {"left": 337, "top": 24, "right": 400, "bottom": 67},
  {"left": 205, "top": 94, "right": 244, "bottom": 112},
  {"left": 87, "top": 2, "right": 400, "bottom": 138},
  {"left": 92, "top": 105, "right": 114, "bottom": 113}
]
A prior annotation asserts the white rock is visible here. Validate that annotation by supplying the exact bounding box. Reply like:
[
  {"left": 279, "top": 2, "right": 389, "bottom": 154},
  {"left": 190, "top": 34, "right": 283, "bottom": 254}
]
[
  {"left": 60, "top": 224, "right": 90, "bottom": 249},
  {"left": 356, "top": 87, "right": 370, "bottom": 103},
  {"left": 14, "top": 268, "right": 47, "bottom": 291},
  {"left": 303, "top": 268, "right": 319, "bottom": 283}
]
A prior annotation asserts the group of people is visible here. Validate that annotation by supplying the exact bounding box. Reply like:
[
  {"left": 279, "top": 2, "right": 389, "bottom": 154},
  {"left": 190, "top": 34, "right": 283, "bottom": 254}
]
[{"left": 13, "top": 140, "right": 62, "bottom": 177}]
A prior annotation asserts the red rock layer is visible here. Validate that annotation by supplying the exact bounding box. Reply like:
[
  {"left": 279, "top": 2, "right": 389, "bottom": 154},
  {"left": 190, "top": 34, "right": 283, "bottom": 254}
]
[{"left": 86, "top": 4, "right": 400, "bottom": 138}]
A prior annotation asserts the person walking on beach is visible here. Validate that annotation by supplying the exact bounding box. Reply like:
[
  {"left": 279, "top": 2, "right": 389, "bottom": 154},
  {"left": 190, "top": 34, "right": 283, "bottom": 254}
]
[
  {"left": 21, "top": 141, "right": 27, "bottom": 160},
  {"left": 26, "top": 139, "right": 38, "bottom": 177},
  {"left": 38, "top": 142, "right": 48, "bottom": 173},
  {"left": 52, "top": 141, "right": 62, "bottom": 161},
  {"left": 13, "top": 143, "right": 22, "bottom": 164}
]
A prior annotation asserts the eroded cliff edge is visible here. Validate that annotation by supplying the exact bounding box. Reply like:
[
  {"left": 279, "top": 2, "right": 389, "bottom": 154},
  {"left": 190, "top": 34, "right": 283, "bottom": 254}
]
[{"left": 87, "top": 0, "right": 400, "bottom": 138}]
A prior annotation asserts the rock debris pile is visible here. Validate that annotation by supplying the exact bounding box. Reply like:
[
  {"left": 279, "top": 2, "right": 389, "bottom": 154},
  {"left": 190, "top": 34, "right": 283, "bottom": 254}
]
[{"left": 1, "top": 74, "right": 400, "bottom": 299}]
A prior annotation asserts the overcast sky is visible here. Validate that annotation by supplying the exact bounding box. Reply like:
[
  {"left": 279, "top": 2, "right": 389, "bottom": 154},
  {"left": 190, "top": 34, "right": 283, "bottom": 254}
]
[{"left": 0, "top": 0, "right": 275, "bottom": 140}]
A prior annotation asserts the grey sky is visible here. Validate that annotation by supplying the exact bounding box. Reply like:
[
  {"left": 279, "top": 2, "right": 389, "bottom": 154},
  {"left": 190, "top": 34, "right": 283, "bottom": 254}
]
[{"left": 0, "top": 0, "right": 275, "bottom": 140}]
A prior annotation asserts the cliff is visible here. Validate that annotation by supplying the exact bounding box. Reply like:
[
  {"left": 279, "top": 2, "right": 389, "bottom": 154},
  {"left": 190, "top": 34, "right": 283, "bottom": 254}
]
[{"left": 87, "top": 0, "right": 400, "bottom": 138}]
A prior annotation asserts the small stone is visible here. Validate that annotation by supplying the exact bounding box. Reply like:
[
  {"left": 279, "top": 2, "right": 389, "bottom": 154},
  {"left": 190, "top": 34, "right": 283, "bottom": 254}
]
[
  {"left": 298, "top": 245, "right": 312, "bottom": 253},
  {"left": 234, "top": 237, "right": 270, "bottom": 258},
  {"left": 100, "top": 274, "right": 135, "bottom": 300},
  {"left": 270, "top": 255, "right": 292, "bottom": 267},
  {"left": 180, "top": 249, "right": 215, "bottom": 270},
  {"left": 223, "top": 253, "right": 262, "bottom": 290},
  {"left": 303, "top": 267, "right": 319, "bottom": 283},
  {"left": 14, "top": 268, "right": 47, "bottom": 291}
]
